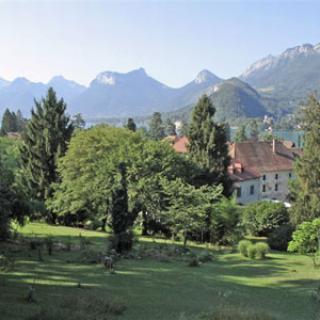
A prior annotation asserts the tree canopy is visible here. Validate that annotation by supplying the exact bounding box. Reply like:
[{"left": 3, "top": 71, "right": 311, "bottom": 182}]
[
  {"left": 290, "top": 95, "right": 320, "bottom": 225},
  {"left": 21, "top": 88, "right": 73, "bottom": 220},
  {"left": 188, "top": 95, "right": 231, "bottom": 195}
]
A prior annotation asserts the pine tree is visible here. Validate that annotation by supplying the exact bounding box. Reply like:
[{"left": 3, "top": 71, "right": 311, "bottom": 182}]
[
  {"left": 249, "top": 120, "right": 259, "bottom": 141},
  {"left": 1, "top": 109, "right": 18, "bottom": 135},
  {"left": 234, "top": 125, "right": 247, "bottom": 142},
  {"left": 16, "top": 110, "right": 27, "bottom": 132},
  {"left": 188, "top": 95, "right": 231, "bottom": 195},
  {"left": 149, "top": 112, "right": 165, "bottom": 140},
  {"left": 109, "top": 162, "right": 134, "bottom": 253},
  {"left": 125, "top": 118, "right": 136, "bottom": 132},
  {"left": 164, "top": 119, "right": 176, "bottom": 136},
  {"left": 290, "top": 95, "right": 320, "bottom": 224},
  {"left": 21, "top": 88, "right": 73, "bottom": 218}
]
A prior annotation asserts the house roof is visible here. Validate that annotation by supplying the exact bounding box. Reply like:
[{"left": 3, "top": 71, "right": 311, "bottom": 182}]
[
  {"left": 171, "top": 136, "right": 189, "bottom": 153},
  {"left": 168, "top": 136, "right": 302, "bottom": 182},
  {"left": 228, "top": 141, "right": 302, "bottom": 181}
]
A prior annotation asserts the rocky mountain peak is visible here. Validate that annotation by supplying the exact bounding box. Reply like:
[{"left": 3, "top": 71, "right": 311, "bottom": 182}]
[{"left": 195, "top": 69, "right": 218, "bottom": 84}]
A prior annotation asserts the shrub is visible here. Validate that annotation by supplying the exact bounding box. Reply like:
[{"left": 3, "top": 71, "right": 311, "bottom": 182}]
[
  {"left": 255, "top": 242, "right": 269, "bottom": 259},
  {"left": 267, "top": 224, "right": 294, "bottom": 251},
  {"left": 247, "top": 244, "right": 257, "bottom": 259},
  {"left": 242, "top": 201, "right": 289, "bottom": 236},
  {"left": 238, "top": 240, "right": 252, "bottom": 257}
]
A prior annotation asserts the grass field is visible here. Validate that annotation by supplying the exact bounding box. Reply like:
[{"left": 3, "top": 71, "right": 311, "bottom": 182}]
[{"left": 0, "top": 223, "right": 319, "bottom": 320}]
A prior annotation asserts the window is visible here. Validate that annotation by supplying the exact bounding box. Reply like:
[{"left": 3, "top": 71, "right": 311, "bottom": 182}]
[
  {"left": 275, "top": 184, "right": 278, "bottom": 191},
  {"left": 275, "top": 173, "right": 278, "bottom": 180},
  {"left": 263, "top": 175, "right": 266, "bottom": 181},
  {"left": 237, "top": 187, "right": 242, "bottom": 198},
  {"left": 262, "top": 185, "right": 266, "bottom": 192},
  {"left": 289, "top": 172, "right": 292, "bottom": 178},
  {"left": 250, "top": 185, "right": 254, "bottom": 195}
]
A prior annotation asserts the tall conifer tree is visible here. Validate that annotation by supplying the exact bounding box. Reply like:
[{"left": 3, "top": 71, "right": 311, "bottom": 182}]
[
  {"left": 109, "top": 162, "right": 134, "bottom": 252},
  {"left": 1, "top": 109, "right": 18, "bottom": 135},
  {"left": 188, "top": 95, "right": 231, "bottom": 195},
  {"left": 290, "top": 95, "right": 320, "bottom": 224},
  {"left": 21, "top": 88, "right": 73, "bottom": 217},
  {"left": 149, "top": 112, "right": 165, "bottom": 140}
]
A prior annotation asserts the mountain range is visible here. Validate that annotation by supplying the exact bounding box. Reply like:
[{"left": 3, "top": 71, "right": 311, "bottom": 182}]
[{"left": 0, "top": 42, "right": 319, "bottom": 121}]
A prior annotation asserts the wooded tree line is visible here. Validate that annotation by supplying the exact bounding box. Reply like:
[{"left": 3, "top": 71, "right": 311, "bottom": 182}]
[
  {"left": 0, "top": 89, "right": 234, "bottom": 252},
  {"left": 0, "top": 108, "right": 28, "bottom": 135},
  {"left": 1, "top": 87, "right": 320, "bottom": 255}
]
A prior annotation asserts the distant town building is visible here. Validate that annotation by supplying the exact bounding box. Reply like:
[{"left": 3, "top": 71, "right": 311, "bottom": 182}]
[{"left": 168, "top": 136, "right": 302, "bottom": 205}]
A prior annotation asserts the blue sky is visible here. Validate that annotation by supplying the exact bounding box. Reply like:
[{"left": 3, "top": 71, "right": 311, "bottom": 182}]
[{"left": 0, "top": 0, "right": 319, "bottom": 87}]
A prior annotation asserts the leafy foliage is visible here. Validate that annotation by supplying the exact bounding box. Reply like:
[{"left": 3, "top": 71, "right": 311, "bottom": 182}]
[
  {"left": 242, "top": 201, "right": 289, "bottom": 237},
  {"left": 288, "top": 218, "right": 320, "bottom": 254},
  {"left": 0, "top": 137, "right": 30, "bottom": 240},
  {"left": 238, "top": 240, "right": 252, "bottom": 257},
  {"left": 48, "top": 125, "right": 192, "bottom": 231}
]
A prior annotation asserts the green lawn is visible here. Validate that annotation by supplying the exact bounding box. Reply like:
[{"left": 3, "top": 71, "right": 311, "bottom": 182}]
[{"left": 0, "top": 223, "right": 319, "bottom": 320}]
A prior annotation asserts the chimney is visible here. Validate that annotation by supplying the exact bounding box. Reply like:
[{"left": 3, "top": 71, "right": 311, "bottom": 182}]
[
  {"left": 272, "top": 139, "right": 276, "bottom": 154},
  {"left": 234, "top": 161, "right": 243, "bottom": 173},
  {"left": 228, "top": 164, "right": 234, "bottom": 175}
]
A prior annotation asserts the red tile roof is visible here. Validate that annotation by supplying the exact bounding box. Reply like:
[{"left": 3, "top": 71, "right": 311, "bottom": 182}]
[
  {"left": 228, "top": 141, "right": 302, "bottom": 181},
  {"left": 168, "top": 136, "right": 302, "bottom": 182},
  {"left": 172, "top": 136, "right": 189, "bottom": 153}
]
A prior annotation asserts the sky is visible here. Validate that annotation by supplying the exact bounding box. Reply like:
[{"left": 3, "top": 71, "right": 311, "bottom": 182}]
[{"left": 0, "top": 0, "right": 319, "bottom": 88}]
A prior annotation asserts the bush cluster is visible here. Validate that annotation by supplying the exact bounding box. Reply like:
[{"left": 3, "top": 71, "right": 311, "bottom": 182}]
[
  {"left": 238, "top": 240, "right": 269, "bottom": 259},
  {"left": 267, "top": 224, "right": 294, "bottom": 251}
]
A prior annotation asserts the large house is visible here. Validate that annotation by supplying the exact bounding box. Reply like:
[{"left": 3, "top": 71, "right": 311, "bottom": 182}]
[{"left": 169, "top": 136, "right": 302, "bottom": 204}]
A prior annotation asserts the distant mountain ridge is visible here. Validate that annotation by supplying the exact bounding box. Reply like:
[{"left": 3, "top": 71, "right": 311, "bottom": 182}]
[
  {"left": 241, "top": 43, "right": 320, "bottom": 112},
  {"left": 69, "top": 68, "right": 222, "bottom": 117},
  {"left": 1, "top": 41, "right": 319, "bottom": 120},
  {"left": 0, "top": 76, "right": 85, "bottom": 116},
  {"left": 0, "top": 68, "right": 223, "bottom": 118}
]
